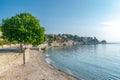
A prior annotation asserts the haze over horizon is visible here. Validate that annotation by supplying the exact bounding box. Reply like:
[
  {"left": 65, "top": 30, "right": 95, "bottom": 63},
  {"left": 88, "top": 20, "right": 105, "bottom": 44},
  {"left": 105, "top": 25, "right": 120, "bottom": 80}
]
[{"left": 0, "top": 0, "right": 120, "bottom": 42}]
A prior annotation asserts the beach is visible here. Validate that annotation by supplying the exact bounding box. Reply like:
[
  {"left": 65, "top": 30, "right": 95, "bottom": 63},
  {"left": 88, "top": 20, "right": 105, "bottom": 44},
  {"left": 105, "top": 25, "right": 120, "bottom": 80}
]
[{"left": 0, "top": 48, "right": 78, "bottom": 80}]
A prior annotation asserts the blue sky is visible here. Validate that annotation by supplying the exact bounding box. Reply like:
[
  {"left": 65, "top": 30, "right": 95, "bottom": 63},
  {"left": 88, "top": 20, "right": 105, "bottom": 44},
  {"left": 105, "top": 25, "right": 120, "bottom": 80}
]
[{"left": 0, "top": 0, "right": 120, "bottom": 42}]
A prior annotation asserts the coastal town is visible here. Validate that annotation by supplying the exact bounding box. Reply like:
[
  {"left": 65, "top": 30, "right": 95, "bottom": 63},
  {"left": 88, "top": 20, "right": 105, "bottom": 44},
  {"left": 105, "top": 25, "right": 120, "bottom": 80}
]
[
  {"left": 46, "top": 34, "right": 107, "bottom": 46},
  {"left": 0, "top": 29, "right": 107, "bottom": 47},
  {"left": 0, "top": 33, "right": 107, "bottom": 48}
]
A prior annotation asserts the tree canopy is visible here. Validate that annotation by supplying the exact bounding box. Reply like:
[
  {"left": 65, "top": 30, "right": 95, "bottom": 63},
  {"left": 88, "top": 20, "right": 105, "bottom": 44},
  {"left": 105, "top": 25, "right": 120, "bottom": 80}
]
[{"left": 1, "top": 12, "right": 45, "bottom": 47}]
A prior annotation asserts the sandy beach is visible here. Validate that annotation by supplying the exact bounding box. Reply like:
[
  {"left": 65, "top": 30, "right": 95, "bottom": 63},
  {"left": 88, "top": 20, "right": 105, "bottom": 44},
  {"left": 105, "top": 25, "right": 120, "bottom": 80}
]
[{"left": 0, "top": 48, "right": 78, "bottom": 80}]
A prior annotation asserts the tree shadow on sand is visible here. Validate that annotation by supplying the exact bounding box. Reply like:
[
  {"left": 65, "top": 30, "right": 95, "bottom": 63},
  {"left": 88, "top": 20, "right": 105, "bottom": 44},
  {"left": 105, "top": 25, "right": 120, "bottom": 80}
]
[{"left": 0, "top": 47, "right": 20, "bottom": 54}]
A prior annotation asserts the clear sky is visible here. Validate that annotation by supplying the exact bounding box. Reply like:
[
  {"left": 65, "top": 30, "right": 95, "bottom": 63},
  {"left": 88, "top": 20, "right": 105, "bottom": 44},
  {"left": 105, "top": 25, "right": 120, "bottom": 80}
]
[{"left": 0, "top": 0, "right": 120, "bottom": 42}]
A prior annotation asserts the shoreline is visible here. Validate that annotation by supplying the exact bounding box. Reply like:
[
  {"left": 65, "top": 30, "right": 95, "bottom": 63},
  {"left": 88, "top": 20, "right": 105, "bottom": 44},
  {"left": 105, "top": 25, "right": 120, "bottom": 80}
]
[
  {"left": 42, "top": 50, "right": 80, "bottom": 80},
  {"left": 0, "top": 48, "right": 79, "bottom": 80},
  {"left": 38, "top": 49, "right": 79, "bottom": 80},
  {"left": 43, "top": 43, "right": 81, "bottom": 80}
]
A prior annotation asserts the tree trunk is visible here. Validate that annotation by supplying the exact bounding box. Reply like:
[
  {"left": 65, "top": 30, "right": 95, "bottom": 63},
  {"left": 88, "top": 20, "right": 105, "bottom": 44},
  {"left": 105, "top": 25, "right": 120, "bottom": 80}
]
[
  {"left": 10, "top": 42, "right": 11, "bottom": 48},
  {"left": 1, "top": 42, "right": 3, "bottom": 48},
  {"left": 23, "top": 49, "right": 25, "bottom": 64},
  {"left": 20, "top": 43, "right": 23, "bottom": 53},
  {"left": 20, "top": 43, "right": 26, "bottom": 64}
]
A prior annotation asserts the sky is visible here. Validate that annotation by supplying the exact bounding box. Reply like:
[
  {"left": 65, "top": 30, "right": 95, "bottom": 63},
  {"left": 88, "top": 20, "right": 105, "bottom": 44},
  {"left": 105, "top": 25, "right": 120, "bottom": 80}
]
[{"left": 0, "top": 0, "right": 120, "bottom": 42}]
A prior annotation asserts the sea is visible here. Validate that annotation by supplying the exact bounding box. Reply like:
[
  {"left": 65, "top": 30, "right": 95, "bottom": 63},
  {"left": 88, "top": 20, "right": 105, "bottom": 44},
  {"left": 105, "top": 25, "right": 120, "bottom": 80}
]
[{"left": 45, "top": 43, "right": 120, "bottom": 80}]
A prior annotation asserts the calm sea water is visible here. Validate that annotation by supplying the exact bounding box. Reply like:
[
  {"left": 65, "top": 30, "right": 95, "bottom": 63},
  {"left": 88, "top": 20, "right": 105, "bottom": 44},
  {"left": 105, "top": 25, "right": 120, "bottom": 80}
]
[{"left": 45, "top": 44, "right": 120, "bottom": 80}]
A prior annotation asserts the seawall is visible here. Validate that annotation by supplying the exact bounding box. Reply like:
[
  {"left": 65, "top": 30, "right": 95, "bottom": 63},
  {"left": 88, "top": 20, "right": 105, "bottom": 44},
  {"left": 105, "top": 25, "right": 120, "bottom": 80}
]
[{"left": 0, "top": 47, "right": 30, "bottom": 74}]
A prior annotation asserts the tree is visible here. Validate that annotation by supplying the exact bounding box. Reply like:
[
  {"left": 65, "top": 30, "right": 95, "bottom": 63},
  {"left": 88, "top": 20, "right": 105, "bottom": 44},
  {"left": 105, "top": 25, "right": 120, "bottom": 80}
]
[
  {"left": 48, "top": 35, "right": 55, "bottom": 43},
  {"left": 1, "top": 13, "right": 45, "bottom": 64},
  {"left": 44, "top": 35, "right": 48, "bottom": 42},
  {"left": 101, "top": 40, "right": 107, "bottom": 44}
]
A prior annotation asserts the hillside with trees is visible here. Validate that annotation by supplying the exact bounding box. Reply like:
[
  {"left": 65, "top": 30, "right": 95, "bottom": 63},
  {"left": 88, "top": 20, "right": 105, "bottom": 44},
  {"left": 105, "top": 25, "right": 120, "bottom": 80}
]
[{"left": 46, "top": 34, "right": 106, "bottom": 45}]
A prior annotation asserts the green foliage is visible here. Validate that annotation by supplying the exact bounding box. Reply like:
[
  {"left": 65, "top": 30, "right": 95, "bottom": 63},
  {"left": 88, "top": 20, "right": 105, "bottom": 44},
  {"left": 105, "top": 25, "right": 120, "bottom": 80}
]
[
  {"left": 0, "top": 40, "right": 17, "bottom": 45},
  {"left": 0, "top": 25, "right": 1, "bottom": 31},
  {"left": 1, "top": 12, "right": 45, "bottom": 46},
  {"left": 44, "top": 35, "right": 48, "bottom": 42},
  {"left": 0, "top": 40, "right": 8, "bottom": 45},
  {"left": 47, "top": 35, "right": 55, "bottom": 43}
]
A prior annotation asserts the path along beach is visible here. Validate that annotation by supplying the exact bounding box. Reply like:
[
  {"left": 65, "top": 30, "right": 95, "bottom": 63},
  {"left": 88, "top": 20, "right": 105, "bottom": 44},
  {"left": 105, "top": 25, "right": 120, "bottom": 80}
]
[{"left": 0, "top": 47, "right": 78, "bottom": 80}]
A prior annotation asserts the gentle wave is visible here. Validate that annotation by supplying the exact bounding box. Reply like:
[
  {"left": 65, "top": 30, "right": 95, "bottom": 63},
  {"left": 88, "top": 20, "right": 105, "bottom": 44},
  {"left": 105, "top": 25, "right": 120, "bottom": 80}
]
[{"left": 45, "top": 58, "right": 52, "bottom": 64}]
